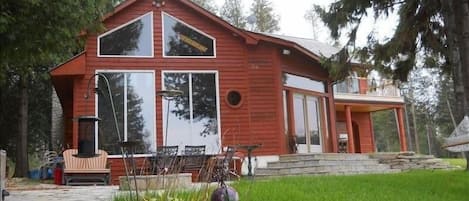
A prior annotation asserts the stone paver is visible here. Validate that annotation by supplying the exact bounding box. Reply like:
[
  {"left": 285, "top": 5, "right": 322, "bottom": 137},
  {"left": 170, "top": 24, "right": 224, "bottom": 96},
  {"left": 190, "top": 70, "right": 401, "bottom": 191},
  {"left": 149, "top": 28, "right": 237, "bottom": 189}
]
[{"left": 6, "top": 186, "right": 119, "bottom": 201}]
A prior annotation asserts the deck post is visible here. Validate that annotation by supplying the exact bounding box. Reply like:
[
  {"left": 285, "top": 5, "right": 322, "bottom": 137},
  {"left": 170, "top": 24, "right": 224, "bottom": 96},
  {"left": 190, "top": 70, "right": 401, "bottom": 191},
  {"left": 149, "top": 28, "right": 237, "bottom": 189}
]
[
  {"left": 396, "top": 107, "right": 408, "bottom": 151},
  {"left": 345, "top": 105, "right": 355, "bottom": 153}
]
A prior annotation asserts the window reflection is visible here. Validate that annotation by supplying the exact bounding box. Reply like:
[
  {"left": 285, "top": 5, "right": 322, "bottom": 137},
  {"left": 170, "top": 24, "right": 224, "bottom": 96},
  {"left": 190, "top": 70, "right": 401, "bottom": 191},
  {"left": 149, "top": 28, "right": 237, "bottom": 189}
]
[
  {"left": 293, "top": 95, "right": 306, "bottom": 144},
  {"left": 99, "top": 13, "right": 152, "bottom": 56},
  {"left": 163, "top": 73, "right": 191, "bottom": 148},
  {"left": 307, "top": 97, "right": 321, "bottom": 145},
  {"left": 97, "top": 72, "right": 155, "bottom": 155},
  {"left": 163, "top": 72, "right": 220, "bottom": 154},
  {"left": 283, "top": 73, "right": 325, "bottom": 93},
  {"left": 192, "top": 73, "right": 218, "bottom": 137},
  {"left": 163, "top": 13, "right": 215, "bottom": 57}
]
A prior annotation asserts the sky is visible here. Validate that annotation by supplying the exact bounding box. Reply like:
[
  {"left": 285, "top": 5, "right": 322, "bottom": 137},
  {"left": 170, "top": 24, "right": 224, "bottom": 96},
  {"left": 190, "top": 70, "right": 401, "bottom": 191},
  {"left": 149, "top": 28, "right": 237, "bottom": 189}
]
[{"left": 214, "top": 0, "right": 399, "bottom": 47}]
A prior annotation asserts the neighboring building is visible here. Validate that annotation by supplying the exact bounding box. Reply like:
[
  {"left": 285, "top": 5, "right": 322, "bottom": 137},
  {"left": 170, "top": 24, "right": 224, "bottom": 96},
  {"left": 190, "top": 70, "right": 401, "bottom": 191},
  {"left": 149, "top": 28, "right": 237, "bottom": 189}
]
[{"left": 50, "top": 0, "right": 407, "bottom": 182}]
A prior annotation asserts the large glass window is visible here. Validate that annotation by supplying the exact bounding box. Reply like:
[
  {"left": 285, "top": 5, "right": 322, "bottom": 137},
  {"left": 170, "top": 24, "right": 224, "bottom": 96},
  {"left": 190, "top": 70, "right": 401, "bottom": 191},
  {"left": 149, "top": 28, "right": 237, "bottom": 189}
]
[
  {"left": 98, "top": 12, "right": 153, "bottom": 57},
  {"left": 162, "top": 71, "right": 220, "bottom": 154},
  {"left": 283, "top": 73, "right": 325, "bottom": 93},
  {"left": 163, "top": 13, "right": 215, "bottom": 57},
  {"left": 97, "top": 71, "right": 155, "bottom": 155}
]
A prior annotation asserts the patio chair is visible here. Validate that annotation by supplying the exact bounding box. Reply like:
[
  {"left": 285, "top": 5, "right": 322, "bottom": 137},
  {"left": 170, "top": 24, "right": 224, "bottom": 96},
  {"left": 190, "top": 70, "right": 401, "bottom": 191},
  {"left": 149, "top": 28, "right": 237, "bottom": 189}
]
[
  {"left": 181, "top": 145, "right": 206, "bottom": 181},
  {"left": 150, "top": 145, "right": 179, "bottom": 175},
  {"left": 40, "top": 150, "right": 58, "bottom": 179},
  {"left": 62, "top": 149, "right": 110, "bottom": 185}
]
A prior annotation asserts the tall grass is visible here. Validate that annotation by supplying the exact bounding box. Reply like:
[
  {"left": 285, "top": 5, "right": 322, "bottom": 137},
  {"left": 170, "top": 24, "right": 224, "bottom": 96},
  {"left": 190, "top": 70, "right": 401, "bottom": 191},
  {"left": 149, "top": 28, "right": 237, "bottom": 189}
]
[{"left": 114, "top": 170, "right": 469, "bottom": 201}]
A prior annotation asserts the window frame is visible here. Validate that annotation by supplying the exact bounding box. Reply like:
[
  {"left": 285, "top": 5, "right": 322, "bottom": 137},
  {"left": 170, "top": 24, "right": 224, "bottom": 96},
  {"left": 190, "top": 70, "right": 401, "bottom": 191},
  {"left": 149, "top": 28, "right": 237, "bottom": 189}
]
[
  {"left": 97, "top": 12, "right": 154, "bottom": 58},
  {"left": 94, "top": 69, "right": 157, "bottom": 158},
  {"left": 161, "top": 12, "right": 217, "bottom": 59},
  {"left": 283, "top": 73, "right": 326, "bottom": 93},
  {"left": 161, "top": 70, "right": 221, "bottom": 154}
]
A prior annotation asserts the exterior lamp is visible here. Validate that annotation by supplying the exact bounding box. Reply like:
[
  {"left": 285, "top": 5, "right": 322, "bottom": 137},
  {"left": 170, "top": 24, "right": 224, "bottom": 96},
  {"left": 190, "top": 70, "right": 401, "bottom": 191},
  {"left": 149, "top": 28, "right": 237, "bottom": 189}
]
[
  {"left": 153, "top": 0, "right": 165, "bottom": 7},
  {"left": 156, "top": 90, "right": 183, "bottom": 146},
  {"left": 84, "top": 73, "right": 138, "bottom": 201}
]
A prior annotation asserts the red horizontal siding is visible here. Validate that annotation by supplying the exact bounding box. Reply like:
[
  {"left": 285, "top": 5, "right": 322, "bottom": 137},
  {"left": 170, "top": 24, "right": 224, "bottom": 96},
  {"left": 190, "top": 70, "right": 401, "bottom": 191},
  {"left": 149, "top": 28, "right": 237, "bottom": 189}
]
[
  {"left": 72, "top": 0, "right": 261, "bottom": 160},
  {"left": 246, "top": 44, "right": 285, "bottom": 155},
  {"left": 336, "top": 112, "right": 375, "bottom": 153}
]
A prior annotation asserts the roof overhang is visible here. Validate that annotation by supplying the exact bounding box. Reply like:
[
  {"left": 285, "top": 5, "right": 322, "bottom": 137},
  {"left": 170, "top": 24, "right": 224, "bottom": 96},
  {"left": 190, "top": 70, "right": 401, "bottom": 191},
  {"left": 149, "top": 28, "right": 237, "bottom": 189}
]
[
  {"left": 246, "top": 31, "right": 322, "bottom": 61},
  {"left": 334, "top": 94, "right": 405, "bottom": 112},
  {"left": 50, "top": 52, "right": 86, "bottom": 106},
  {"left": 50, "top": 52, "right": 86, "bottom": 76}
]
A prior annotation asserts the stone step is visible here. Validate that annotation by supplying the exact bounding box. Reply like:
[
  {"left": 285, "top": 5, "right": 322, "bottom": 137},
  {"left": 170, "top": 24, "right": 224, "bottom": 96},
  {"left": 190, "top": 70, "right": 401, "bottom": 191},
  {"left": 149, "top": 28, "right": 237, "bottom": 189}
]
[
  {"left": 370, "top": 152, "right": 458, "bottom": 170},
  {"left": 256, "top": 163, "right": 391, "bottom": 175},
  {"left": 279, "top": 153, "right": 371, "bottom": 161},
  {"left": 253, "top": 154, "right": 401, "bottom": 178},
  {"left": 267, "top": 159, "right": 380, "bottom": 168},
  {"left": 255, "top": 168, "right": 401, "bottom": 178}
]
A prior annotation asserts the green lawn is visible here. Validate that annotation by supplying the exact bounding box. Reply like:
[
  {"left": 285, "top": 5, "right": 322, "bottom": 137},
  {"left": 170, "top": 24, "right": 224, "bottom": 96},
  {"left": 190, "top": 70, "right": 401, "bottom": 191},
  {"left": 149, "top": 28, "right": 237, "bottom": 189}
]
[
  {"left": 233, "top": 170, "right": 469, "bottom": 201},
  {"left": 115, "top": 170, "right": 469, "bottom": 201},
  {"left": 443, "top": 158, "right": 466, "bottom": 168}
]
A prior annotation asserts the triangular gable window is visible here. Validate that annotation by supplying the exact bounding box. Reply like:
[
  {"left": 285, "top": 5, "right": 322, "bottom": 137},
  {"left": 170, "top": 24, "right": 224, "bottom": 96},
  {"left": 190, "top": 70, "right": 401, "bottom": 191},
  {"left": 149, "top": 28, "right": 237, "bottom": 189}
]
[
  {"left": 163, "top": 12, "right": 215, "bottom": 57},
  {"left": 98, "top": 12, "right": 153, "bottom": 57}
]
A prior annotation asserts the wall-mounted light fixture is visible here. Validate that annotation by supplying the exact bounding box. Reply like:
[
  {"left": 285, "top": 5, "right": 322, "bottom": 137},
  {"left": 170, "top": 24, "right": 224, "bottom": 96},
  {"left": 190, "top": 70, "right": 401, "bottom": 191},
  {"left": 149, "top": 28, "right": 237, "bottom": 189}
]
[
  {"left": 282, "top": 49, "right": 291, "bottom": 55},
  {"left": 156, "top": 90, "right": 183, "bottom": 146},
  {"left": 153, "top": 0, "right": 165, "bottom": 7}
]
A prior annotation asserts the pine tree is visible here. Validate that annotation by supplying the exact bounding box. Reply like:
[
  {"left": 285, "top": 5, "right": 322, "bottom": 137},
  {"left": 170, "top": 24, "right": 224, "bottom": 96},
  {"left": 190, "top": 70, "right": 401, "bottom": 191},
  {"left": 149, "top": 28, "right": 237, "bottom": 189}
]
[
  {"left": 0, "top": 0, "right": 117, "bottom": 177},
  {"left": 314, "top": 0, "right": 469, "bottom": 170},
  {"left": 220, "top": 0, "right": 247, "bottom": 29},
  {"left": 249, "top": 0, "right": 280, "bottom": 33},
  {"left": 191, "top": 0, "right": 218, "bottom": 14}
]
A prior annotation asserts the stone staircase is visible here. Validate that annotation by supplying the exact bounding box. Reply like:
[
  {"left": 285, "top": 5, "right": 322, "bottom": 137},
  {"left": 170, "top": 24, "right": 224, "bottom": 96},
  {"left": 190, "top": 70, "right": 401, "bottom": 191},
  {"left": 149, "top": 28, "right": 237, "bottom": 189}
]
[
  {"left": 255, "top": 153, "right": 400, "bottom": 178},
  {"left": 369, "top": 152, "right": 458, "bottom": 170}
]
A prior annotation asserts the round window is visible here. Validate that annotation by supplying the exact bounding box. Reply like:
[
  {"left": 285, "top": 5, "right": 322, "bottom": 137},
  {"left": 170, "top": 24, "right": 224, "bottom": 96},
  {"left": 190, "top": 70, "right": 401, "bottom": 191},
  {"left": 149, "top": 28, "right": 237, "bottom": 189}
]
[{"left": 226, "top": 90, "right": 242, "bottom": 108}]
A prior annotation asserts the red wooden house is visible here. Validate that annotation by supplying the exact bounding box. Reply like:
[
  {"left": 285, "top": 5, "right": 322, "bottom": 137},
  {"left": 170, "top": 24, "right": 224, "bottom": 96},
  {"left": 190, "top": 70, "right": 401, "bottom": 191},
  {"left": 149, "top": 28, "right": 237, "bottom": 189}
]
[{"left": 50, "top": 0, "right": 407, "bottom": 182}]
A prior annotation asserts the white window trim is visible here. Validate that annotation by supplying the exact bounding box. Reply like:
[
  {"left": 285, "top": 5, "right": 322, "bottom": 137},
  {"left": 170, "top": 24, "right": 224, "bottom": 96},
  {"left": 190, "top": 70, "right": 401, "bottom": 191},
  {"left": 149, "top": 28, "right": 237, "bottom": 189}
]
[
  {"left": 94, "top": 69, "right": 157, "bottom": 157},
  {"left": 284, "top": 73, "right": 326, "bottom": 93},
  {"left": 160, "top": 70, "right": 221, "bottom": 152},
  {"left": 161, "top": 12, "right": 217, "bottom": 59},
  {"left": 97, "top": 12, "right": 154, "bottom": 58}
]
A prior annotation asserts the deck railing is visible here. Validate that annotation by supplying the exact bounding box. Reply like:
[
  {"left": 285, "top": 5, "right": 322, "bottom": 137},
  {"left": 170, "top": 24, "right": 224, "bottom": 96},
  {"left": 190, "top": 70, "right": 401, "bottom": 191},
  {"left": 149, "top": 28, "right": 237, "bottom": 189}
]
[{"left": 333, "top": 77, "right": 401, "bottom": 97}]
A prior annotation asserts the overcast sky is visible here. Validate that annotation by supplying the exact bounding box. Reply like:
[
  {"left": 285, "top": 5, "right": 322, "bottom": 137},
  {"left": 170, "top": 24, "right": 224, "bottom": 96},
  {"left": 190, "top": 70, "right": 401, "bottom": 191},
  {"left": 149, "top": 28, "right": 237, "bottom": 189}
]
[{"left": 213, "top": 0, "right": 399, "bottom": 47}]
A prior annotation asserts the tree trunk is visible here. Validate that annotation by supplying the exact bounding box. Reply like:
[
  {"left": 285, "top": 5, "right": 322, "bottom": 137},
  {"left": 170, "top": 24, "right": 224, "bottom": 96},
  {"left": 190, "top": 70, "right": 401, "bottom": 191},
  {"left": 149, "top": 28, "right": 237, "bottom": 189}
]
[
  {"left": 454, "top": 0, "right": 469, "bottom": 171},
  {"left": 411, "top": 101, "right": 420, "bottom": 153},
  {"left": 442, "top": 0, "right": 469, "bottom": 170},
  {"left": 442, "top": 0, "right": 466, "bottom": 121},
  {"left": 14, "top": 75, "right": 29, "bottom": 177}
]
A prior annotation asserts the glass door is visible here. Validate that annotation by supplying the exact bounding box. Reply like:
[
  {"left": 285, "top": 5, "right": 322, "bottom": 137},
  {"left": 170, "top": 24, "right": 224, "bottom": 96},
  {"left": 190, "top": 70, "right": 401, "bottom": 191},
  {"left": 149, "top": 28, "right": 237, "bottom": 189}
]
[{"left": 293, "top": 93, "right": 322, "bottom": 153}]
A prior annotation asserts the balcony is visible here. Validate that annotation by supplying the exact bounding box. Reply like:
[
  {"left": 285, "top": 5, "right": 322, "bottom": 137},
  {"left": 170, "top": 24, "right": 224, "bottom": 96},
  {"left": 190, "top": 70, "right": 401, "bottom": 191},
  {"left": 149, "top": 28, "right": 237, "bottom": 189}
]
[{"left": 333, "top": 77, "right": 405, "bottom": 106}]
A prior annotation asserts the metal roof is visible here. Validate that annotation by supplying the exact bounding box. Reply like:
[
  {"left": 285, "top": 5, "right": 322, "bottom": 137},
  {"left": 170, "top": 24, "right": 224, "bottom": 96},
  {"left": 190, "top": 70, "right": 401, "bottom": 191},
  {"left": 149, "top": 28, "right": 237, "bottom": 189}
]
[{"left": 261, "top": 33, "right": 341, "bottom": 58}]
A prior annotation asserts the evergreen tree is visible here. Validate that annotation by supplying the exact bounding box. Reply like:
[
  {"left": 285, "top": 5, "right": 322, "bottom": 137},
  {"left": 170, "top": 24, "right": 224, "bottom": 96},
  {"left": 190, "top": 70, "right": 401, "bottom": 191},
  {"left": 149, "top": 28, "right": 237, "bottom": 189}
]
[
  {"left": 304, "top": 8, "right": 320, "bottom": 40},
  {"left": 0, "top": 0, "right": 117, "bottom": 177},
  {"left": 249, "top": 0, "right": 280, "bottom": 33},
  {"left": 191, "top": 0, "right": 218, "bottom": 14},
  {"left": 372, "top": 110, "right": 400, "bottom": 152},
  {"left": 314, "top": 0, "right": 469, "bottom": 170},
  {"left": 434, "top": 74, "right": 459, "bottom": 157},
  {"left": 220, "top": 0, "right": 247, "bottom": 29}
]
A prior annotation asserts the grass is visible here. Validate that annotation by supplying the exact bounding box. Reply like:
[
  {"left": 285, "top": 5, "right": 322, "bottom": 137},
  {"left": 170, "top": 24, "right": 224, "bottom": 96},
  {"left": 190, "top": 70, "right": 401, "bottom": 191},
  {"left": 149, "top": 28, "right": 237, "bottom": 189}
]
[
  {"left": 114, "top": 170, "right": 469, "bottom": 201},
  {"left": 443, "top": 158, "right": 466, "bottom": 168},
  {"left": 233, "top": 170, "right": 469, "bottom": 201}
]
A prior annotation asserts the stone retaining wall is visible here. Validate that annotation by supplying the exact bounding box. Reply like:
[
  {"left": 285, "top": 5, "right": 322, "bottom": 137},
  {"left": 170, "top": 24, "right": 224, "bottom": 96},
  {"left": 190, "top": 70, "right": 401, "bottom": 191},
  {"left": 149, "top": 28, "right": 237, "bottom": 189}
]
[
  {"left": 369, "top": 152, "right": 457, "bottom": 170},
  {"left": 119, "top": 173, "right": 192, "bottom": 191}
]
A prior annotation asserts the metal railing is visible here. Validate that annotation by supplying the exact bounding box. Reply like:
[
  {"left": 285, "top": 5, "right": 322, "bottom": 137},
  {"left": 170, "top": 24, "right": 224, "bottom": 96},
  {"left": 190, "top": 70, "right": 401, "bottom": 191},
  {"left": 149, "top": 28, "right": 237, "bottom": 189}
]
[{"left": 333, "top": 77, "right": 401, "bottom": 97}]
